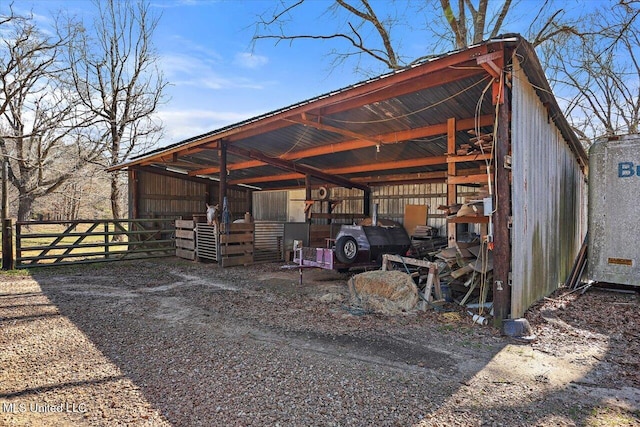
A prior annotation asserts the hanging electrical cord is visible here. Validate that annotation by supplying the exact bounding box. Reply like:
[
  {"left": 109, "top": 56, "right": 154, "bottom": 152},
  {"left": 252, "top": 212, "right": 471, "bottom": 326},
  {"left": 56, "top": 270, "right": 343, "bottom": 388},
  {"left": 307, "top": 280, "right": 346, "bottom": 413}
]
[
  {"left": 470, "top": 64, "right": 506, "bottom": 317},
  {"left": 325, "top": 76, "right": 492, "bottom": 125}
]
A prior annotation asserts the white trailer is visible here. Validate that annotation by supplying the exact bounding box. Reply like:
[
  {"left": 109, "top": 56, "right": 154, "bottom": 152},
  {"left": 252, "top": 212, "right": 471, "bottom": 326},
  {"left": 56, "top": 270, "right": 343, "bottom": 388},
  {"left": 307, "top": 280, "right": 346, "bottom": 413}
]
[{"left": 588, "top": 134, "right": 640, "bottom": 286}]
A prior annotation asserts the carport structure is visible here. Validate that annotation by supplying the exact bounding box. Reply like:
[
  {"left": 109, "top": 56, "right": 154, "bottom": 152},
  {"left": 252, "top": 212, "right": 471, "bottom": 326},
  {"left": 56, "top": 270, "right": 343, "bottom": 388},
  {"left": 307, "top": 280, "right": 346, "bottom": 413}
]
[{"left": 111, "top": 34, "right": 588, "bottom": 322}]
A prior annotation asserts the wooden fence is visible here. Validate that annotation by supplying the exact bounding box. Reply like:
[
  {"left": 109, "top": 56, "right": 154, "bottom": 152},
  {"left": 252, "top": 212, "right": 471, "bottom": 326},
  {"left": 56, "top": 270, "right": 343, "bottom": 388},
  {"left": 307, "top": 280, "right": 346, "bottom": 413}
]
[{"left": 15, "top": 218, "right": 175, "bottom": 269}]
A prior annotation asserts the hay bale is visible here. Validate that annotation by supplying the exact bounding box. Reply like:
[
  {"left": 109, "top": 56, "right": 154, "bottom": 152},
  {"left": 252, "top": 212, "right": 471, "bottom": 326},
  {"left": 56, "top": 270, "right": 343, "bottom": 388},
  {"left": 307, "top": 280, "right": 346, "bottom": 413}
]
[{"left": 348, "top": 270, "right": 418, "bottom": 315}]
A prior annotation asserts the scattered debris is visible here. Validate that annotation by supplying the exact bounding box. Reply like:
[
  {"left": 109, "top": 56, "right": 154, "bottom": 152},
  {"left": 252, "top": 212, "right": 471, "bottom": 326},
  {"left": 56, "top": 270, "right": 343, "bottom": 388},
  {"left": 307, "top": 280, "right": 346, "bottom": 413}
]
[{"left": 433, "top": 239, "right": 494, "bottom": 316}]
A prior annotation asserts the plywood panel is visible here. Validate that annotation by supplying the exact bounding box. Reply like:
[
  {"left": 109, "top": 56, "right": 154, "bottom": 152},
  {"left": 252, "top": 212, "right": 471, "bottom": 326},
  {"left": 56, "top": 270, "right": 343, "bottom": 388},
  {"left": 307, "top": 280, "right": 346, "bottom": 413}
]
[{"left": 403, "top": 204, "right": 429, "bottom": 236}]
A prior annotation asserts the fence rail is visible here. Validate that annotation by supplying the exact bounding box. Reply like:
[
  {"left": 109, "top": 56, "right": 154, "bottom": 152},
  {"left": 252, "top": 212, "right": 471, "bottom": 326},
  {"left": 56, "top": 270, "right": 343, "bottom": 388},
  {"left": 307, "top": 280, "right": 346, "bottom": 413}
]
[{"left": 15, "top": 218, "right": 175, "bottom": 269}]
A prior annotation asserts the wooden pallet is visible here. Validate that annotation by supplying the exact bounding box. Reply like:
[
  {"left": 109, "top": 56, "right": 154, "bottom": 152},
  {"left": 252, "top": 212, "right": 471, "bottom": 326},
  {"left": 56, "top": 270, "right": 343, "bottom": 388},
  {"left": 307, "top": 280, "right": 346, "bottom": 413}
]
[
  {"left": 218, "top": 222, "right": 254, "bottom": 267},
  {"left": 175, "top": 219, "right": 195, "bottom": 260}
]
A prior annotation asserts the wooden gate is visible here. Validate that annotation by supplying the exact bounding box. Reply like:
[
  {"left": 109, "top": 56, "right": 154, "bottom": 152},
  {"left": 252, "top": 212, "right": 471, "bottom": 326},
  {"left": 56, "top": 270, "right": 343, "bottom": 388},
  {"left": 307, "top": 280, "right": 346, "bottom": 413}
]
[{"left": 15, "top": 219, "right": 175, "bottom": 268}]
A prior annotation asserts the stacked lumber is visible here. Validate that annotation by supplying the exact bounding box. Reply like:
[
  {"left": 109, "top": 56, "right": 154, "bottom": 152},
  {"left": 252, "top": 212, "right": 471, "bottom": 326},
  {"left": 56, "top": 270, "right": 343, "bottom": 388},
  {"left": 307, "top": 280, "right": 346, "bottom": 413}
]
[
  {"left": 435, "top": 241, "right": 493, "bottom": 309},
  {"left": 412, "top": 225, "right": 437, "bottom": 239},
  {"left": 457, "top": 134, "right": 494, "bottom": 155}
]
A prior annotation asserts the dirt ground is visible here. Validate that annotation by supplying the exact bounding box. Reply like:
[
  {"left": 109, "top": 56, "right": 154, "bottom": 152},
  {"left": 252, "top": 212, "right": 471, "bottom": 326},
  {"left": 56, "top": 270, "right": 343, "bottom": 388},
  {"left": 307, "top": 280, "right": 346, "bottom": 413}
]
[{"left": 0, "top": 258, "right": 639, "bottom": 426}]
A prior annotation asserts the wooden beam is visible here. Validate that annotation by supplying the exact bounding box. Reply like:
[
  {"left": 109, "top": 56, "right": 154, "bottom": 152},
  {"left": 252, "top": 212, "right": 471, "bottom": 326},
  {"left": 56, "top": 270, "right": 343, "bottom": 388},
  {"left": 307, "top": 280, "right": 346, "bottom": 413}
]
[
  {"left": 219, "top": 141, "right": 227, "bottom": 206},
  {"left": 187, "top": 115, "right": 493, "bottom": 177},
  {"left": 228, "top": 157, "right": 448, "bottom": 186},
  {"left": 111, "top": 43, "right": 502, "bottom": 172},
  {"left": 448, "top": 173, "right": 493, "bottom": 185},
  {"left": 477, "top": 51, "right": 505, "bottom": 105},
  {"left": 229, "top": 169, "right": 448, "bottom": 187},
  {"left": 447, "top": 118, "right": 457, "bottom": 248},
  {"left": 188, "top": 159, "right": 264, "bottom": 176},
  {"left": 230, "top": 172, "right": 305, "bottom": 185},
  {"left": 328, "top": 156, "right": 447, "bottom": 175},
  {"left": 493, "top": 77, "right": 511, "bottom": 325},
  {"left": 447, "top": 153, "right": 492, "bottom": 163},
  {"left": 288, "top": 113, "right": 383, "bottom": 145},
  {"left": 226, "top": 145, "right": 369, "bottom": 191},
  {"left": 317, "top": 66, "right": 487, "bottom": 117}
]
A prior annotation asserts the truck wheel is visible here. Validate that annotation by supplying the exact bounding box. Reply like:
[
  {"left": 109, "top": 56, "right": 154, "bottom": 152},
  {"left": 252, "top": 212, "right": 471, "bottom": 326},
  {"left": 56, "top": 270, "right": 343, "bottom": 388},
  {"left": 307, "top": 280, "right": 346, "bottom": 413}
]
[{"left": 335, "top": 236, "right": 358, "bottom": 264}]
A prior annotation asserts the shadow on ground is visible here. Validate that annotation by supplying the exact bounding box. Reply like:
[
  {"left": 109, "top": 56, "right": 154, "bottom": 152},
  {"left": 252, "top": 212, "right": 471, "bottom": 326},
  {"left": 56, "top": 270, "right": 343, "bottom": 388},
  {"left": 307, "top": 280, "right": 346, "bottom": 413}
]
[{"left": 0, "top": 259, "right": 638, "bottom": 426}]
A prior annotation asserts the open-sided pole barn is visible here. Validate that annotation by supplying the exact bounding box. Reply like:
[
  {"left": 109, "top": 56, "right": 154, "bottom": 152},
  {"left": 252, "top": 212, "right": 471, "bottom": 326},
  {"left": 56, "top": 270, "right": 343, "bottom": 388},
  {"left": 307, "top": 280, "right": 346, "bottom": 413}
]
[{"left": 110, "top": 34, "right": 588, "bottom": 321}]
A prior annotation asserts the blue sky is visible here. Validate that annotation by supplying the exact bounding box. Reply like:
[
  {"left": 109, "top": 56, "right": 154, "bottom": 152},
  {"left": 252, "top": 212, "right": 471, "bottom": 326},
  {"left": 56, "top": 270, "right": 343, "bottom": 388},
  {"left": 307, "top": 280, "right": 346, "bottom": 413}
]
[{"left": 7, "top": 0, "right": 600, "bottom": 149}]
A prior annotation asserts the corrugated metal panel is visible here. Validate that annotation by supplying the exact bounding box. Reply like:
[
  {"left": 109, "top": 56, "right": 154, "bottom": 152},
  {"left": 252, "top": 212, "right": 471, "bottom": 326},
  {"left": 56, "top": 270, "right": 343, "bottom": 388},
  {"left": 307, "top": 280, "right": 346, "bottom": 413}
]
[
  {"left": 137, "top": 170, "right": 206, "bottom": 218},
  {"left": 254, "top": 222, "right": 285, "bottom": 262},
  {"left": 133, "top": 169, "right": 250, "bottom": 220},
  {"left": 135, "top": 171, "right": 249, "bottom": 220},
  {"left": 253, "top": 191, "right": 288, "bottom": 221},
  {"left": 511, "top": 56, "right": 587, "bottom": 317}
]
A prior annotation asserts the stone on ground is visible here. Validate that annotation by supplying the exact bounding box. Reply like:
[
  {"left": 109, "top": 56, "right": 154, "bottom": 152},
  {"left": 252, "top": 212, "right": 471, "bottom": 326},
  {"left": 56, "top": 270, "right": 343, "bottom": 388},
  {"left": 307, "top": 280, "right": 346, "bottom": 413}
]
[{"left": 348, "top": 270, "right": 418, "bottom": 314}]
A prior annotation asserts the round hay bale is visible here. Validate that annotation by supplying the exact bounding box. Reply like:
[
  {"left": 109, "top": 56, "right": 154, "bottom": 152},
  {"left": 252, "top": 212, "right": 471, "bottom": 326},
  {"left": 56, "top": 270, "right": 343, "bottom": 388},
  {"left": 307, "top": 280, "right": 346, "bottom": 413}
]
[{"left": 348, "top": 270, "right": 418, "bottom": 315}]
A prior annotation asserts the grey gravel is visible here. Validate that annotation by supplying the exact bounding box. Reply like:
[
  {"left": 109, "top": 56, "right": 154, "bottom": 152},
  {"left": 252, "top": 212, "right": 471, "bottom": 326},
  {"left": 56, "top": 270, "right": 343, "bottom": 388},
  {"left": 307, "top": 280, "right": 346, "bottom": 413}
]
[{"left": 1, "top": 258, "right": 638, "bottom": 426}]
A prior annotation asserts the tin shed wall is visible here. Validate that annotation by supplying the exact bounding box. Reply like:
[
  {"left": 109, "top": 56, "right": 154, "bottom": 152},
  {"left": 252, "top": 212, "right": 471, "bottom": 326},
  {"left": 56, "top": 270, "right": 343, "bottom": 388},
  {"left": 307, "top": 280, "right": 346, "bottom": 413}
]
[
  {"left": 130, "top": 169, "right": 250, "bottom": 220},
  {"left": 510, "top": 58, "right": 586, "bottom": 317}
]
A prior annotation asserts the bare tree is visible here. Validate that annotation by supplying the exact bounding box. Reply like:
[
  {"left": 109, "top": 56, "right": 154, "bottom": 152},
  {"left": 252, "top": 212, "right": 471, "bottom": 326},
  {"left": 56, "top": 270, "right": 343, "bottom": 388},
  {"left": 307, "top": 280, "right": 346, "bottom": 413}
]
[
  {"left": 68, "top": 0, "right": 167, "bottom": 220},
  {"left": 254, "top": 0, "right": 424, "bottom": 74},
  {"left": 544, "top": 2, "right": 640, "bottom": 143},
  {"left": 437, "top": 0, "right": 512, "bottom": 48},
  {"left": 253, "top": 1, "right": 520, "bottom": 69},
  {"left": 0, "top": 6, "right": 100, "bottom": 221}
]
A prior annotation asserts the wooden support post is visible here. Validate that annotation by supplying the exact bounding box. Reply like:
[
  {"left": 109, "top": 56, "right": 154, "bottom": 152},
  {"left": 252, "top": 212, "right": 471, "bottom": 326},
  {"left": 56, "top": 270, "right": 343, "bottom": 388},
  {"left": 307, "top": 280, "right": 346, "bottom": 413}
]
[
  {"left": 305, "top": 175, "right": 312, "bottom": 230},
  {"left": 493, "top": 78, "right": 511, "bottom": 326},
  {"left": 130, "top": 169, "right": 139, "bottom": 219},
  {"left": 1, "top": 160, "right": 13, "bottom": 270},
  {"left": 219, "top": 141, "right": 228, "bottom": 207},
  {"left": 2, "top": 218, "right": 13, "bottom": 270},
  {"left": 104, "top": 221, "right": 109, "bottom": 259},
  {"left": 447, "top": 118, "right": 457, "bottom": 248},
  {"left": 363, "top": 188, "right": 371, "bottom": 217},
  {"left": 1, "top": 158, "right": 7, "bottom": 220},
  {"left": 246, "top": 189, "right": 253, "bottom": 216}
]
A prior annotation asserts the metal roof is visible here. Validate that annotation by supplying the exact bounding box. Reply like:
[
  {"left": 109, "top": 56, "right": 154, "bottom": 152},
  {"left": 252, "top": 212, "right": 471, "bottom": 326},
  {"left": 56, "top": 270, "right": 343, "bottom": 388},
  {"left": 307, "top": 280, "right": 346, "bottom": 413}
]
[{"left": 111, "top": 34, "right": 587, "bottom": 191}]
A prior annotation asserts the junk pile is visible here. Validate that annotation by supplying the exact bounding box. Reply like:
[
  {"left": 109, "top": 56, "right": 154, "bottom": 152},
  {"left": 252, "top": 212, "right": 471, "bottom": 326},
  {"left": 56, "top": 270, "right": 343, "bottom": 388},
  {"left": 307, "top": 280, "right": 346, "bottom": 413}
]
[{"left": 434, "top": 237, "right": 494, "bottom": 314}]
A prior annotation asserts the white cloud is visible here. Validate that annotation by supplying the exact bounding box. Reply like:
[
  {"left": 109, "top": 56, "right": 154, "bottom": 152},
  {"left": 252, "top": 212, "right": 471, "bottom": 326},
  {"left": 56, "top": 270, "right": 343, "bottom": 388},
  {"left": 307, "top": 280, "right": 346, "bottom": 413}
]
[
  {"left": 155, "top": 108, "right": 262, "bottom": 145},
  {"left": 160, "top": 51, "right": 267, "bottom": 90},
  {"left": 233, "top": 52, "right": 268, "bottom": 69}
]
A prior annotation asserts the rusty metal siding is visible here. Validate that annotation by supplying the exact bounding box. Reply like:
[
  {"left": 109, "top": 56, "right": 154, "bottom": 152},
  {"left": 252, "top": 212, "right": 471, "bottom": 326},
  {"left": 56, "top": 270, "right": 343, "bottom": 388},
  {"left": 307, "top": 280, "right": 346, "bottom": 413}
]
[
  {"left": 253, "top": 184, "right": 463, "bottom": 235},
  {"left": 511, "top": 58, "right": 587, "bottom": 317},
  {"left": 132, "top": 169, "right": 250, "bottom": 220},
  {"left": 135, "top": 170, "right": 206, "bottom": 219}
]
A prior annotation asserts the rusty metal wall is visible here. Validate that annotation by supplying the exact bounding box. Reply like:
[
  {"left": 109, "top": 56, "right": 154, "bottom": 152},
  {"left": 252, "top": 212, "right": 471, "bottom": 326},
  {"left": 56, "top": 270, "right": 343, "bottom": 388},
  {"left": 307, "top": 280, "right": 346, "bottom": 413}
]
[
  {"left": 252, "top": 184, "right": 485, "bottom": 237},
  {"left": 511, "top": 57, "right": 587, "bottom": 317},
  {"left": 131, "top": 169, "right": 250, "bottom": 220},
  {"left": 293, "top": 185, "right": 448, "bottom": 230}
]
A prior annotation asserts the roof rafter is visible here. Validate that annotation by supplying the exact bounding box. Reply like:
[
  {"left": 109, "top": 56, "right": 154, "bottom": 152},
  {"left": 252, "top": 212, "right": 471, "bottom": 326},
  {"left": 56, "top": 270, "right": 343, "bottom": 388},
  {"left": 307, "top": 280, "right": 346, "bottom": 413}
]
[
  {"left": 225, "top": 145, "right": 369, "bottom": 191},
  {"left": 110, "top": 43, "right": 499, "bottom": 172},
  {"left": 188, "top": 114, "right": 494, "bottom": 176},
  {"left": 228, "top": 156, "right": 450, "bottom": 186}
]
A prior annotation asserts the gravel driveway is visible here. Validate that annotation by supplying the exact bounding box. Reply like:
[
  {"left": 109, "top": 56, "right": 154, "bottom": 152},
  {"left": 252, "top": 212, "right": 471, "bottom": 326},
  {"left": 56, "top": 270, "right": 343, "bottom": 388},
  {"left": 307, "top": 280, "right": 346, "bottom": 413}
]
[{"left": 1, "top": 258, "right": 639, "bottom": 426}]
